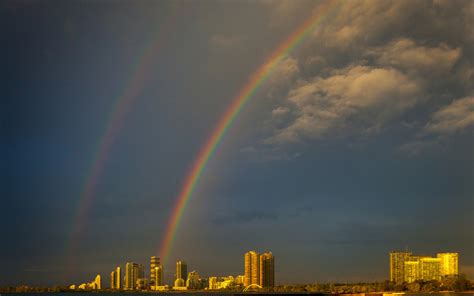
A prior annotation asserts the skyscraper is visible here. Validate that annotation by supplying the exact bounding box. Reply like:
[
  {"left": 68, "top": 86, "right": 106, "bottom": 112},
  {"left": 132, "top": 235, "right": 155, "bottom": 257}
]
[
  {"left": 176, "top": 260, "right": 187, "bottom": 282},
  {"left": 125, "top": 262, "right": 140, "bottom": 290},
  {"left": 115, "top": 266, "right": 121, "bottom": 289},
  {"left": 110, "top": 271, "right": 116, "bottom": 289},
  {"left": 437, "top": 253, "right": 459, "bottom": 276},
  {"left": 244, "top": 251, "right": 260, "bottom": 286},
  {"left": 259, "top": 252, "right": 275, "bottom": 287},
  {"left": 389, "top": 251, "right": 412, "bottom": 284},
  {"left": 94, "top": 274, "right": 101, "bottom": 290},
  {"left": 150, "top": 256, "right": 162, "bottom": 286}
]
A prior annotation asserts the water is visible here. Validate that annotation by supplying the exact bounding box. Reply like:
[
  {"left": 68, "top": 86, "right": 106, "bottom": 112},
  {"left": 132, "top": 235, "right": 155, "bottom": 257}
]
[{"left": 0, "top": 293, "right": 473, "bottom": 296}]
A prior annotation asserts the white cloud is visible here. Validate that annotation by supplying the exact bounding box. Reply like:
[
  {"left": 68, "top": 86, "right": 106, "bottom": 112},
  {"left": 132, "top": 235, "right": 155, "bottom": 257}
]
[
  {"left": 266, "top": 65, "right": 421, "bottom": 144},
  {"left": 375, "top": 38, "right": 462, "bottom": 75},
  {"left": 425, "top": 96, "right": 474, "bottom": 134}
]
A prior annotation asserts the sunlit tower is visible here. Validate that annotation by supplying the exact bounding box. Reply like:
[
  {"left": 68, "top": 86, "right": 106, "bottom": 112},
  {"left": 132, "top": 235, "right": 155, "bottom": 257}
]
[
  {"left": 125, "top": 262, "right": 140, "bottom": 290},
  {"left": 389, "top": 251, "right": 412, "bottom": 284},
  {"left": 115, "top": 266, "right": 121, "bottom": 289},
  {"left": 150, "top": 256, "right": 163, "bottom": 286},
  {"left": 176, "top": 260, "right": 188, "bottom": 282},
  {"left": 259, "top": 252, "right": 275, "bottom": 287},
  {"left": 244, "top": 251, "right": 260, "bottom": 286}
]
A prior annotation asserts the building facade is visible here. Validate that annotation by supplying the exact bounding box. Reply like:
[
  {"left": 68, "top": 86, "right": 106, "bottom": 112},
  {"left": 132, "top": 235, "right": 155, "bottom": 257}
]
[
  {"left": 390, "top": 251, "right": 458, "bottom": 283},
  {"left": 438, "top": 253, "right": 459, "bottom": 276},
  {"left": 244, "top": 251, "right": 260, "bottom": 286},
  {"left": 110, "top": 271, "right": 116, "bottom": 289},
  {"left": 404, "top": 260, "right": 420, "bottom": 283},
  {"left": 176, "top": 260, "right": 188, "bottom": 282},
  {"left": 259, "top": 252, "right": 275, "bottom": 287},
  {"left": 420, "top": 257, "right": 441, "bottom": 281},
  {"left": 125, "top": 262, "right": 142, "bottom": 290},
  {"left": 390, "top": 252, "right": 412, "bottom": 284},
  {"left": 150, "top": 256, "right": 163, "bottom": 287}
]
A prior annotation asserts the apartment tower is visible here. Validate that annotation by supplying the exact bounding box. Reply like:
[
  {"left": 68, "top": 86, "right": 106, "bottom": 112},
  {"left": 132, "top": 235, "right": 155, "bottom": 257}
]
[
  {"left": 176, "top": 260, "right": 188, "bottom": 282},
  {"left": 150, "top": 256, "right": 163, "bottom": 286},
  {"left": 259, "top": 252, "right": 275, "bottom": 287},
  {"left": 244, "top": 251, "right": 260, "bottom": 286},
  {"left": 389, "top": 251, "right": 412, "bottom": 284}
]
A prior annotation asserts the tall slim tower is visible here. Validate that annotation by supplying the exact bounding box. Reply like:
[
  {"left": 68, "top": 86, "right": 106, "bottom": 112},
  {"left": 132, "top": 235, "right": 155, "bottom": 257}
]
[
  {"left": 150, "top": 256, "right": 160, "bottom": 286},
  {"left": 244, "top": 251, "right": 260, "bottom": 286},
  {"left": 110, "top": 271, "right": 116, "bottom": 289},
  {"left": 115, "top": 266, "right": 121, "bottom": 289},
  {"left": 259, "top": 252, "right": 275, "bottom": 287},
  {"left": 176, "top": 260, "right": 188, "bottom": 282},
  {"left": 125, "top": 262, "right": 139, "bottom": 290},
  {"left": 94, "top": 274, "right": 101, "bottom": 290},
  {"left": 389, "top": 251, "right": 411, "bottom": 284}
]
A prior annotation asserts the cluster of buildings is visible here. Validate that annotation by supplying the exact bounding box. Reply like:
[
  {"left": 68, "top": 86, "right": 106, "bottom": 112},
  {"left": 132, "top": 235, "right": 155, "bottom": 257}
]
[
  {"left": 68, "top": 275, "right": 101, "bottom": 290},
  {"left": 389, "top": 251, "right": 459, "bottom": 284},
  {"left": 244, "top": 251, "right": 275, "bottom": 288},
  {"left": 102, "top": 250, "right": 274, "bottom": 291}
]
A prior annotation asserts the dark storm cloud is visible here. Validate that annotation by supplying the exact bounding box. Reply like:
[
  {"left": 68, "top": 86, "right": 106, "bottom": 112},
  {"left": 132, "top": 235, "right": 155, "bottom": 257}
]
[{"left": 259, "top": 0, "right": 474, "bottom": 149}]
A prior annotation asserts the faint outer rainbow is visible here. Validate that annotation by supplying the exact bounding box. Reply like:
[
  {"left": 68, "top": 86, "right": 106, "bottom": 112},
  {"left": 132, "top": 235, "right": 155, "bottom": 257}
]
[
  {"left": 67, "top": 10, "right": 181, "bottom": 260},
  {"left": 159, "top": 0, "right": 341, "bottom": 262}
]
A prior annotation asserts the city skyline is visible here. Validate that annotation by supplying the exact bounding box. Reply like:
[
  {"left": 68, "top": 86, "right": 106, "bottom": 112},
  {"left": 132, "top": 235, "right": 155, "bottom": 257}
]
[
  {"left": 64, "top": 249, "right": 464, "bottom": 290},
  {"left": 2, "top": 0, "right": 473, "bottom": 286}
]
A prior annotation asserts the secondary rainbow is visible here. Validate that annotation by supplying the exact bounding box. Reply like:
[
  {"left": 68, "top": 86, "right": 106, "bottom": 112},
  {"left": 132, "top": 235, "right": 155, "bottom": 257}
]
[
  {"left": 159, "top": 0, "right": 341, "bottom": 262},
  {"left": 68, "top": 11, "right": 181, "bottom": 260}
]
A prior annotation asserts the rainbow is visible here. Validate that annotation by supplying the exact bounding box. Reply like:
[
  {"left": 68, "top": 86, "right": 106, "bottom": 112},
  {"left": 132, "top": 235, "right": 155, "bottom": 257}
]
[
  {"left": 159, "top": 0, "right": 341, "bottom": 262},
  {"left": 67, "top": 11, "right": 181, "bottom": 259}
]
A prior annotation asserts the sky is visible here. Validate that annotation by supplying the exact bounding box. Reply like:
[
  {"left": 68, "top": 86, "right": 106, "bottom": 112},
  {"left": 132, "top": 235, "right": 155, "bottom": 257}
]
[{"left": 1, "top": 0, "right": 473, "bottom": 287}]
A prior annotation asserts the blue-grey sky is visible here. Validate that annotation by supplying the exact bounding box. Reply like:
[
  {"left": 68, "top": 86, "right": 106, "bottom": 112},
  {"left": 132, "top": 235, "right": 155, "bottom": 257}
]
[{"left": 1, "top": 0, "right": 473, "bottom": 286}]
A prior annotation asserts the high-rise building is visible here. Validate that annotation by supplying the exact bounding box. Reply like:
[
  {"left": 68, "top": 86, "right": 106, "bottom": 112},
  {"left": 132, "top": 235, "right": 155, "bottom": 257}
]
[
  {"left": 389, "top": 251, "right": 412, "bottom": 284},
  {"left": 437, "top": 253, "right": 459, "bottom": 276},
  {"left": 244, "top": 251, "right": 260, "bottom": 286},
  {"left": 115, "top": 266, "right": 121, "bottom": 289},
  {"left": 125, "top": 262, "right": 140, "bottom": 290},
  {"left": 111, "top": 271, "right": 116, "bottom": 289},
  {"left": 150, "top": 256, "right": 163, "bottom": 287},
  {"left": 420, "top": 257, "right": 441, "bottom": 281},
  {"left": 186, "top": 270, "right": 201, "bottom": 289},
  {"left": 259, "top": 252, "right": 275, "bottom": 287},
  {"left": 94, "top": 274, "right": 101, "bottom": 290},
  {"left": 176, "top": 261, "right": 188, "bottom": 282}
]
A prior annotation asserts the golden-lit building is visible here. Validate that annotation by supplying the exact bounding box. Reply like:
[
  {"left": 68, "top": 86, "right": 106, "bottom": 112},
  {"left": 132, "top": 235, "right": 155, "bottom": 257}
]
[
  {"left": 208, "top": 277, "right": 218, "bottom": 289},
  {"left": 176, "top": 260, "right": 187, "bottom": 282},
  {"left": 110, "top": 271, "right": 116, "bottom": 289},
  {"left": 420, "top": 257, "right": 441, "bottom": 281},
  {"left": 116, "top": 266, "right": 121, "bottom": 289},
  {"left": 404, "top": 260, "right": 420, "bottom": 283},
  {"left": 259, "top": 252, "right": 275, "bottom": 287},
  {"left": 186, "top": 270, "right": 201, "bottom": 289},
  {"left": 437, "top": 253, "right": 459, "bottom": 276},
  {"left": 94, "top": 274, "right": 101, "bottom": 290},
  {"left": 390, "top": 251, "right": 411, "bottom": 284},
  {"left": 244, "top": 251, "right": 260, "bottom": 286},
  {"left": 150, "top": 256, "right": 163, "bottom": 287},
  {"left": 125, "top": 262, "right": 143, "bottom": 290},
  {"left": 110, "top": 266, "right": 121, "bottom": 289}
]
